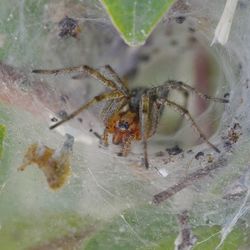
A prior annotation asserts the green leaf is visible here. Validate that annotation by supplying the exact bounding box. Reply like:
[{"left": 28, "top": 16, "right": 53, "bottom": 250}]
[
  {"left": 192, "top": 225, "right": 246, "bottom": 250},
  {"left": 84, "top": 205, "right": 178, "bottom": 250},
  {"left": 0, "top": 124, "right": 6, "bottom": 159},
  {"left": 101, "top": 0, "right": 175, "bottom": 46},
  {"left": 0, "top": 212, "right": 95, "bottom": 250}
]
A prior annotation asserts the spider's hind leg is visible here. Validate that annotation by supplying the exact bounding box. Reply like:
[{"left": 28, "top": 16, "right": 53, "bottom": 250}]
[
  {"left": 170, "top": 85, "right": 189, "bottom": 128},
  {"left": 164, "top": 99, "right": 220, "bottom": 153}
]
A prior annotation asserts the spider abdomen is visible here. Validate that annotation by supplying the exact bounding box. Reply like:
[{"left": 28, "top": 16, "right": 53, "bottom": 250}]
[{"left": 129, "top": 87, "right": 147, "bottom": 112}]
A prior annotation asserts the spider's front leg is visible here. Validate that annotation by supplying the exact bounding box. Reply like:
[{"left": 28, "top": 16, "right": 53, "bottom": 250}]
[
  {"left": 33, "top": 65, "right": 118, "bottom": 90},
  {"left": 50, "top": 91, "right": 124, "bottom": 129},
  {"left": 118, "top": 135, "right": 134, "bottom": 157},
  {"left": 101, "top": 128, "right": 109, "bottom": 147},
  {"left": 104, "top": 65, "right": 129, "bottom": 95}
]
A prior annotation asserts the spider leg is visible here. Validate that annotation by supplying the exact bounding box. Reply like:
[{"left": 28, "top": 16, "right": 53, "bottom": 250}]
[
  {"left": 101, "top": 128, "right": 109, "bottom": 146},
  {"left": 50, "top": 91, "right": 124, "bottom": 129},
  {"left": 118, "top": 135, "right": 135, "bottom": 157},
  {"left": 179, "top": 87, "right": 189, "bottom": 105},
  {"left": 170, "top": 86, "right": 189, "bottom": 129},
  {"left": 33, "top": 65, "right": 118, "bottom": 91},
  {"left": 101, "top": 98, "right": 128, "bottom": 124},
  {"left": 101, "top": 98, "right": 128, "bottom": 146},
  {"left": 104, "top": 65, "right": 129, "bottom": 95},
  {"left": 148, "top": 101, "right": 162, "bottom": 137},
  {"left": 167, "top": 81, "right": 229, "bottom": 103},
  {"left": 139, "top": 94, "right": 151, "bottom": 169},
  {"left": 163, "top": 99, "right": 221, "bottom": 153}
]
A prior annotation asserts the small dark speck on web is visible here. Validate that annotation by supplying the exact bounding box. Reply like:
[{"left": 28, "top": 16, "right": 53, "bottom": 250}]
[
  {"left": 170, "top": 39, "right": 178, "bottom": 46},
  {"left": 188, "top": 27, "right": 196, "bottom": 33},
  {"left": 188, "top": 36, "right": 197, "bottom": 44},
  {"left": 78, "top": 118, "right": 83, "bottom": 123},
  {"left": 239, "top": 2, "right": 247, "bottom": 9},
  {"left": 89, "top": 129, "right": 102, "bottom": 140},
  {"left": 238, "top": 63, "right": 242, "bottom": 70},
  {"left": 246, "top": 79, "right": 249, "bottom": 88},
  {"left": 223, "top": 141, "right": 232, "bottom": 151},
  {"left": 224, "top": 93, "right": 230, "bottom": 98},
  {"left": 61, "top": 95, "right": 69, "bottom": 103},
  {"left": 155, "top": 151, "right": 165, "bottom": 157},
  {"left": 138, "top": 54, "right": 150, "bottom": 62},
  {"left": 51, "top": 117, "right": 58, "bottom": 122},
  {"left": 58, "top": 110, "right": 68, "bottom": 119},
  {"left": 166, "top": 145, "right": 183, "bottom": 155},
  {"left": 195, "top": 151, "right": 204, "bottom": 160},
  {"left": 175, "top": 16, "right": 186, "bottom": 24},
  {"left": 233, "top": 123, "right": 241, "bottom": 130}
]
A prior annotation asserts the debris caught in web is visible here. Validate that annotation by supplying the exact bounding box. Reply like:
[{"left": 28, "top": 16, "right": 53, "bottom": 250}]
[{"left": 19, "top": 134, "right": 74, "bottom": 190}]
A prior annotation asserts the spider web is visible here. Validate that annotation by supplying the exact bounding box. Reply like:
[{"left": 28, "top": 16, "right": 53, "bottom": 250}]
[{"left": 0, "top": 0, "right": 249, "bottom": 249}]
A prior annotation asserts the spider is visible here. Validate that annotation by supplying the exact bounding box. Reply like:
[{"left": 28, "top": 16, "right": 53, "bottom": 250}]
[{"left": 32, "top": 65, "right": 229, "bottom": 168}]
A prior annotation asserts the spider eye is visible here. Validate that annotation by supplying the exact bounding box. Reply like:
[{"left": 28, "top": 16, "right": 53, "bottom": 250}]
[{"left": 118, "top": 121, "right": 129, "bottom": 130}]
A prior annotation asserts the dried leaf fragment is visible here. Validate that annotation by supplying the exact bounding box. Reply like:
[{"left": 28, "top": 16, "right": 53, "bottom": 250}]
[{"left": 19, "top": 134, "right": 74, "bottom": 190}]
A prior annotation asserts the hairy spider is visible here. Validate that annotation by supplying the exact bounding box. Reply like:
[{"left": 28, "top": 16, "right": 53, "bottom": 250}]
[{"left": 33, "top": 65, "right": 228, "bottom": 168}]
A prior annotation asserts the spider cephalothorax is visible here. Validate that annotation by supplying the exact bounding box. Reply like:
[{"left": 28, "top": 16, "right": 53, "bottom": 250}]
[
  {"left": 33, "top": 65, "right": 229, "bottom": 168},
  {"left": 105, "top": 110, "right": 141, "bottom": 145}
]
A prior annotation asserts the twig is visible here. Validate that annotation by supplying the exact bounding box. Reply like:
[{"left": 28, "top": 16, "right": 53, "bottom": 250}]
[
  {"left": 153, "top": 156, "right": 227, "bottom": 204},
  {"left": 175, "top": 210, "right": 197, "bottom": 250}
]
